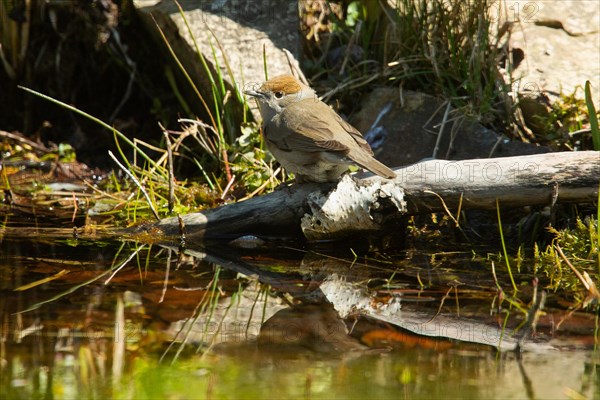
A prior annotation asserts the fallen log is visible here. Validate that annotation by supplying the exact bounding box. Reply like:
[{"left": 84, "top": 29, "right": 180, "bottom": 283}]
[{"left": 143, "top": 151, "right": 599, "bottom": 242}]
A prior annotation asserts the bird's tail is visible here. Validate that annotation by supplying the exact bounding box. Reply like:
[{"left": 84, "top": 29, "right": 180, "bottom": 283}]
[{"left": 351, "top": 153, "right": 396, "bottom": 179}]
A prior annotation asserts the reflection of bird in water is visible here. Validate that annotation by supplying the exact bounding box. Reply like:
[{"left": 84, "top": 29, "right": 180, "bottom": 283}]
[{"left": 258, "top": 303, "right": 367, "bottom": 353}]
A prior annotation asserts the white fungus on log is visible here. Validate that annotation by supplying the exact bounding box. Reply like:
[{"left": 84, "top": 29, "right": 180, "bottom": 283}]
[{"left": 301, "top": 175, "right": 406, "bottom": 241}]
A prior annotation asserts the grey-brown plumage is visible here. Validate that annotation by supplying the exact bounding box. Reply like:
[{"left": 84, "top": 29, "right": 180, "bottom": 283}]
[{"left": 245, "top": 75, "right": 396, "bottom": 183}]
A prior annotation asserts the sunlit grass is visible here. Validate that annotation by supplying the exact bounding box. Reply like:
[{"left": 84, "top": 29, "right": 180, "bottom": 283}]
[
  {"left": 302, "top": 0, "right": 514, "bottom": 131},
  {"left": 533, "top": 216, "right": 600, "bottom": 307}
]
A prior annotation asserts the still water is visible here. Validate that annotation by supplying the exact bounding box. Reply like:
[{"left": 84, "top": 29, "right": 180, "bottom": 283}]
[{"left": 0, "top": 230, "right": 597, "bottom": 399}]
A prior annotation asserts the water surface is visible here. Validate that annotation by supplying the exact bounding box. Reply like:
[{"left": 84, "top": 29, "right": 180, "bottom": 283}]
[{"left": 0, "top": 231, "right": 597, "bottom": 399}]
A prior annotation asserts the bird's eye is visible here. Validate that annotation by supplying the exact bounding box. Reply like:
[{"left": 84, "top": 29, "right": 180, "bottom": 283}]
[{"left": 274, "top": 91, "right": 284, "bottom": 99}]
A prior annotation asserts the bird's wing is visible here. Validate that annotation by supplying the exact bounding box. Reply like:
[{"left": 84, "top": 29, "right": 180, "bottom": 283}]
[
  {"left": 268, "top": 100, "right": 373, "bottom": 155},
  {"left": 334, "top": 114, "right": 374, "bottom": 155}
]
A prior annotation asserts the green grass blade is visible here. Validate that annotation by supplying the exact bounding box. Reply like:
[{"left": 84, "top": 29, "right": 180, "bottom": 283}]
[
  {"left": 151, "top": 9, "right": 217, "bottom": 130},
  {"left": 584, "top": 80, "right": 599, "bottom": 150},
  {"left": 262, "top": 43, "right": 268, "bottom": 80},
  {"left": 496, "top": 199, "right": 518, "bottom": 294},
  {"left": 18, "top": 85, "right": 164, "bottom": 177},
  {"left": 597, "top": 187, "right": 600, "bottom": 275}
]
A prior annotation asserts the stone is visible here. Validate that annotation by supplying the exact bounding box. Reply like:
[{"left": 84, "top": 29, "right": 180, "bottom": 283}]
[
  {"left": 351, "top": 87, "right": 548, "bottom": 168},
  {"left": 503, "top": 0, "right": 600, "bottom": 105}
]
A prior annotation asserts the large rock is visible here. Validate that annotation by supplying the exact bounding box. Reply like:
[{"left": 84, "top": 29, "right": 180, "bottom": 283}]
[
  {"left": 134, "top": 0, "right": 301, "bottom": 121},
  {"left": 504, "top": 1, "right": 600, "bottom": 105}
]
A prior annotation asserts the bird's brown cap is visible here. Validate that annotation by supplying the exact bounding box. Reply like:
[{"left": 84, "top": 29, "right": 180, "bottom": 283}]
[{"left": 260, "top": 75, "right": 302, "bottom": 95}]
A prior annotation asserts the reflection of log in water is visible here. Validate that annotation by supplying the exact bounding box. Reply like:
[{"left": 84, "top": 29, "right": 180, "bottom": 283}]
[
  {"left": 320, "top": 274, "right": 555, "bottom": 352},
  {"left": 163, "top": 245, "right": 556, "bottom": 352},
  {"left": 144, "top": 151, "right": 600, "bottom": 242}
]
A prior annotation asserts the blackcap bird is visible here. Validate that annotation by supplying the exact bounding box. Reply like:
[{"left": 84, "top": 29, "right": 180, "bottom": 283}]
[{"left": 244, "top": 75, "right": 395, "bottom": 183}]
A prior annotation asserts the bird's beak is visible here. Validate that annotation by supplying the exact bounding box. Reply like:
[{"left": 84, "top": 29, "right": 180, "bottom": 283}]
[{"left": 244, "top": 89, "right": 261, "bottom": 98}]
